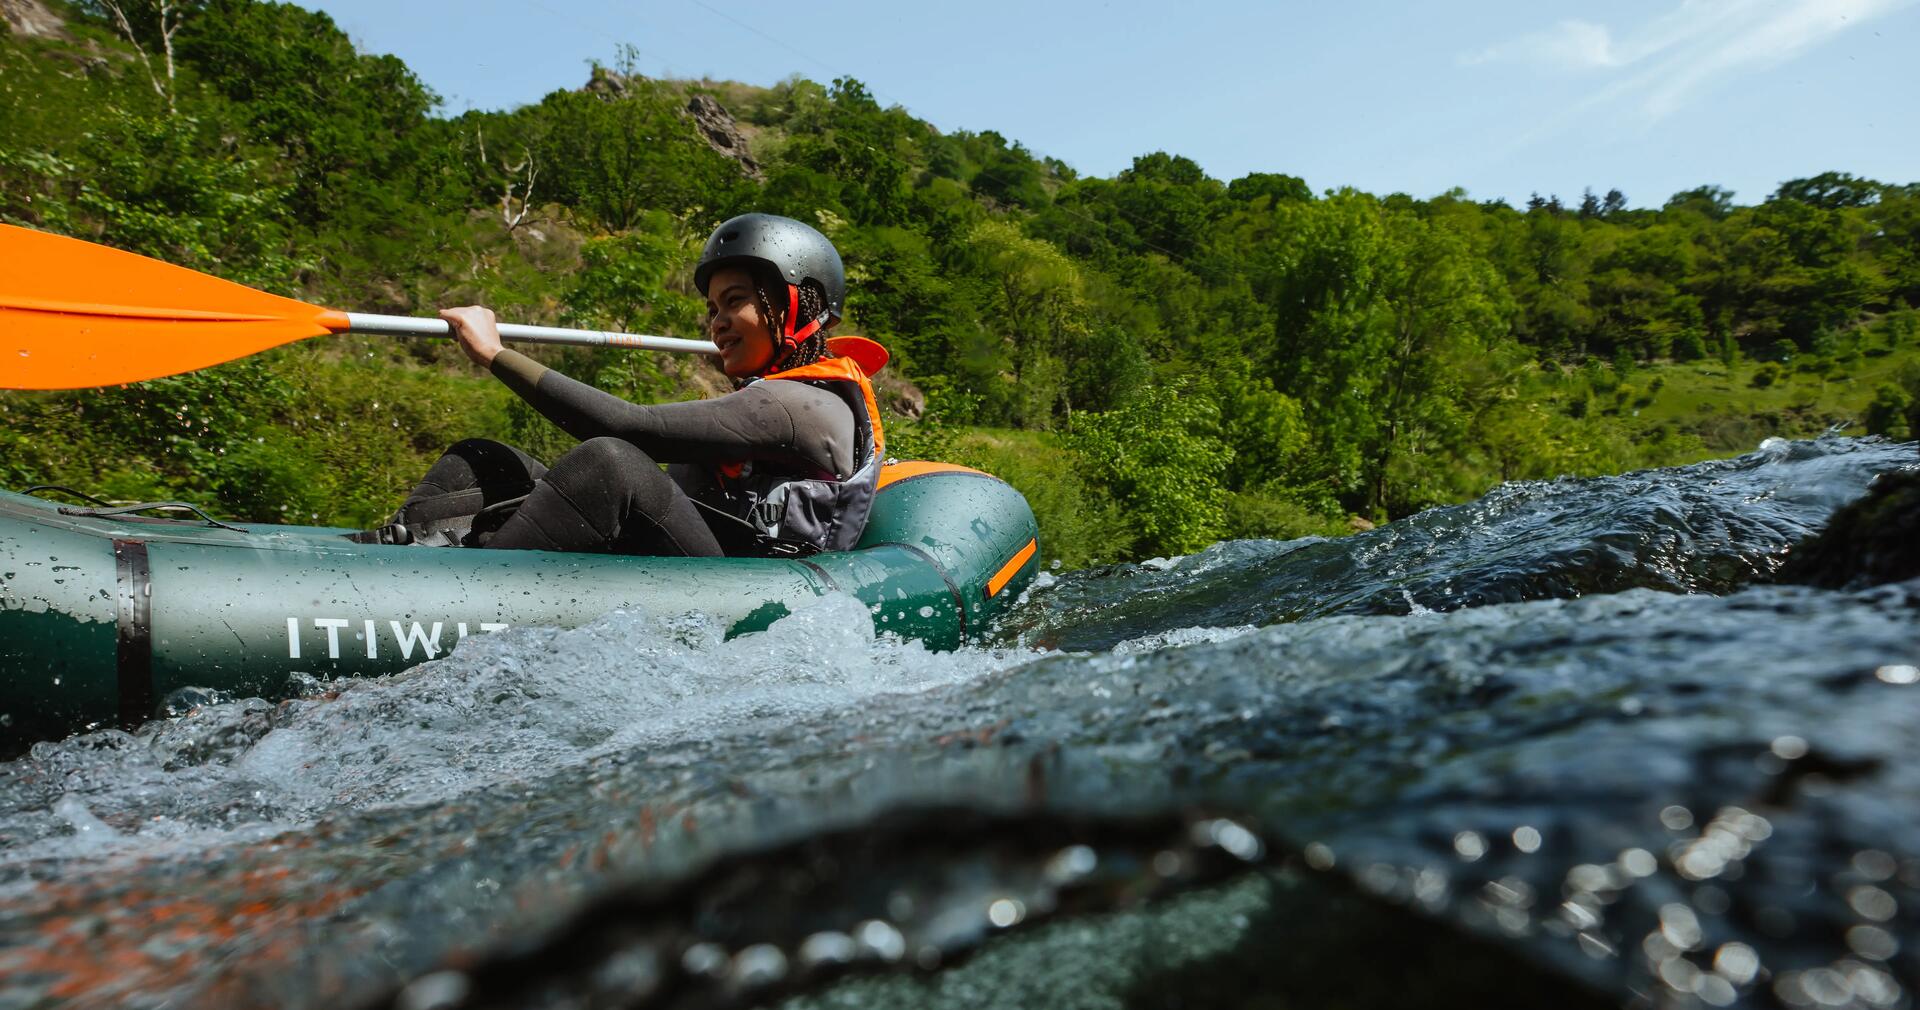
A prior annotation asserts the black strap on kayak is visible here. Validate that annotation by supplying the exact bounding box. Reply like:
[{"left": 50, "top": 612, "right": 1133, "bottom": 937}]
[
  {"left": 111, "top": 539, "right": 156, "bottom": 728},
  {"left": 350, "top": 492, "right": 532, "bottom": 548},
  {"left": 21, "top": 484, "right": 115, "bottom": 507},
  {"left": 687, "top": 495, "right": 820, "bottom": 557},
  {"left": 793, "top": 558, "right": 842, "bottom": 593},
  {"left": 58, "top": 501, "right": 251, "bottom": 533},
  {"left": 868, "top": 540, "right": 969, "bottom": 641}
]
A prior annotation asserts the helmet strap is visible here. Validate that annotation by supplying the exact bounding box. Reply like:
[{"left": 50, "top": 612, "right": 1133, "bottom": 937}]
[{"left": 773, "top": 282, "right": 828, "bottom": 365}]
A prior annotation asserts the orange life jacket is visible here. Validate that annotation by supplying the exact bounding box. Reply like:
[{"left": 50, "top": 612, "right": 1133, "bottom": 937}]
[{"left": 711, "top": 353, "right": 887, "bottom": 555}]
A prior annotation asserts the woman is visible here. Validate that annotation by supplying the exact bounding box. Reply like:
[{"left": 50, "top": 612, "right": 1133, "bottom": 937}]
[{"left": 370, "top": 214, "right": 885, "bottom": 558}]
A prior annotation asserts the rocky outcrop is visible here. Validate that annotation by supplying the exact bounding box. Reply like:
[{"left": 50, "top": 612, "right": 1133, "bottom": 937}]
[
  {"left": 578, "top": 69, "right": 763, "bottom": 181},
  {"left": 1775, "top": 467, "right": 1920, "bottom": 588},
  {"left": 582, "top": 65, "right": 630, "bottom": 99},
  {"left": 685, "top": 93, "right": 762, "bottom": 180},
  {"left": 1, "top": 0, "right": 65, "bottom": 38},
  {"left": 872, "top": 370, "right": 925, "bottom": 420}
]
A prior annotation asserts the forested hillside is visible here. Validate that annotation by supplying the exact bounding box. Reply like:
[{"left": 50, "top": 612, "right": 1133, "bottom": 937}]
[{"left": 4, "top": 0, "right": 1917, "bottom": 566}]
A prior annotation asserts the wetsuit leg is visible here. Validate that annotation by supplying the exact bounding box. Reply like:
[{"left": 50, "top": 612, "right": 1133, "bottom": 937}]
[
  {"left": 487, "top": 437, "right": 723, "bottom": 557},
  {"left": 362, "top": 438, "right": 550, "bottom": 544},
  {"left": 399, "top": 438, "right": 548, "bottom": 513}
]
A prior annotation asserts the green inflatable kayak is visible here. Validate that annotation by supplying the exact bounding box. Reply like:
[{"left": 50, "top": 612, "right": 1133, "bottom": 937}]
[{"left": 0, "top": 461, "right": 1039, "bottom": 745}]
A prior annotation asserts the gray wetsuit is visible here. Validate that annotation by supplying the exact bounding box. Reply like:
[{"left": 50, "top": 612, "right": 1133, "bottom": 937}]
[{"left": 395, "top": 349, "right": 856, "bottom": 557}]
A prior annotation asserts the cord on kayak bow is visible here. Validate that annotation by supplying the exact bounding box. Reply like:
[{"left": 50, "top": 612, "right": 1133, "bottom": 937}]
[
  {"left": 57, "top": 501, "right": 253, "bottom": 533},
  {"left": 21, "top": 484, "right": 116, "bottom": 507}
]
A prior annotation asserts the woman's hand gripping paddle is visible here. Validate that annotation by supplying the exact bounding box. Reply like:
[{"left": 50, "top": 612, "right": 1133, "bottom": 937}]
[{"left": 0, "top": 223, "right": 723, "bottom": 390}]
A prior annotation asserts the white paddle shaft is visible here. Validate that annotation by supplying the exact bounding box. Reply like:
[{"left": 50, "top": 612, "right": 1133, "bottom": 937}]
[{"left": 343, "top": 312, "right": 720, "bottom": 355}]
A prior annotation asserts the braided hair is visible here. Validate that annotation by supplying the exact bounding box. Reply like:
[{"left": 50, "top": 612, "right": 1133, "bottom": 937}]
[{"left": 739, "top": 262, "right": 832, "bottom": 383}]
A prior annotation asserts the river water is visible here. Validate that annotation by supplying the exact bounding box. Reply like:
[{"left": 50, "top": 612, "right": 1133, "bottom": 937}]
[{"left": 1, "top": 436, "right": 1916, "bottom": 1010}]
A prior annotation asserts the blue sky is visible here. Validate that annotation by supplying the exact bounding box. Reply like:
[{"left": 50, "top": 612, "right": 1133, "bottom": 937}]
[{"left": 302, "top": 0, "right": 1918, "bottom": 209}]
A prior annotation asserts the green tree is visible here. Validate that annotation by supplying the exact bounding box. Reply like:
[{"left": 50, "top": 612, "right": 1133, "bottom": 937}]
[
  {"left": 6, "top": 108, "right": 297, "bottom": 288},
  {"left": 1773, "top": 172, "right": 1883, "bottom": 210},
  {"left": 1228, "top": 172, "right": 1312, "bottom": 207},
  {"left": 173, "top": 0, "right": 437, "bottom": 225},
  {"left": 1362, "top": 211, "right": 1514, "bottom": 515},
  {"left": 1106, "top": 152, "right": 1225, "bottom": 262},
  {"left": 1072, "top": 383, "right": 1234, "bottom": 556},
  {"left": 563, "top": 215, "right": 702, "bottom": 335},
  {"left": 1864, "top": 383, "right": 1912, "bottom": 440},
  {"left": 768, "top": 77, "right": 916, "bottom": 227},
  {"left": 1664, "top": 185, "right": 1736, "bottom": 220},
  {"left": 1868, "top": 188, "right": 1920, "bottom": 308},
  {"left": 1208, "top": 362, "right": 1309, "bottom": 491},
  {"left": 966, "top": 219, "right": 1091, "bottom": 426},
  {"left": 535, "top": 74, "right": 749, "bottom": 233}
]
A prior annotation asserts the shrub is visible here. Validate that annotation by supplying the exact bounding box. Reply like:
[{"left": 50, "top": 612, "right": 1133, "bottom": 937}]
[
  {"left": 1865, "top": 384, "right": 1913, "bottom": 440},
  {"left": 1070, "top": 383, "right": 1233, "bottom": 557},
  {"left": 1674, "top": 330, "right": 1708, "bottom": 361},
  {"left": 1224, "top": 489, "right": 1350, "bottom": 541},
  {"left": 950, "top": 431, "right": 1129, "bottom": 570}
]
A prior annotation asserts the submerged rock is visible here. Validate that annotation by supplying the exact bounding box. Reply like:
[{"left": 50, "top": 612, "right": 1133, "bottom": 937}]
[
  {"left": 1001, "top": 437, "right": 1917, "bottom": 651},
  {"left": 1776, "top": 467, "right": 1920, "bottom": 589}
]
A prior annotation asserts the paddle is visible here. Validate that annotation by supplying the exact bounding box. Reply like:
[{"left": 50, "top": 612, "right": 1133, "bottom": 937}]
[{"left": 0, "top": 223, "right": 888, "bottom": 390}]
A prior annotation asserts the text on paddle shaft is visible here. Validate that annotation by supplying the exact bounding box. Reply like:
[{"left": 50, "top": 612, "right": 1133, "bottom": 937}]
[{"left": 285, "top": 617, "right": 509, "bottom": 661}]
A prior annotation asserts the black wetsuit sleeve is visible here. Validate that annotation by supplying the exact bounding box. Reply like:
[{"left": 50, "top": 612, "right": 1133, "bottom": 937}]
[{"left": 488, "top": 349, "right": 854, "bottom": 474}]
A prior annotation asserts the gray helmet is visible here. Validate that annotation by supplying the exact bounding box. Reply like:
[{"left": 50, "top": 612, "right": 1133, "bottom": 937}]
[{"left": 694, "top": 213, "right": 846, "bottom": 328}]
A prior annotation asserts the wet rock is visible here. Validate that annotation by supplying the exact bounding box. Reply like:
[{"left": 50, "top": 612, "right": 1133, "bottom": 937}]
[
  {"left": 368, "top": 809, "right": 1302, "bottom": 1010},
  {"left": 686, "top": 94, "right": 763, "bottom": 180},
  {"left": 1775, "top": 468, "right": 1920, "bottom": 589}
]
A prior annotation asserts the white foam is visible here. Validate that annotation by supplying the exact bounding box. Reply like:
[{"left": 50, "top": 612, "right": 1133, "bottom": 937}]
[
  {"left": 1111, "top": 625, "right": 1260, "bottom": 656},
  {"left": 1, "top": 595, "right": 1038, "bottom": 865},
  {"left": 51, "top": 794, "right": 120, "bottom": 850},
  {"left": 236, "top": 593, "right": 1037, "bottom": 812}
]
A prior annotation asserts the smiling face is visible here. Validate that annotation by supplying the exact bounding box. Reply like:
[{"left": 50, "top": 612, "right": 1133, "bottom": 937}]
[{"left": 704, "top": 265, "right": 777, "bottom": 379}]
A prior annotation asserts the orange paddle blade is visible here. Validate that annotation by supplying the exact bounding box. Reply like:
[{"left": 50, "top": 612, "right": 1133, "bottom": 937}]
[
  {"left": 826, "top": 334, "right": 889, "bottom": 376},
  {"left": 0, "top": 224, "right": 347, "bottom": 390}
]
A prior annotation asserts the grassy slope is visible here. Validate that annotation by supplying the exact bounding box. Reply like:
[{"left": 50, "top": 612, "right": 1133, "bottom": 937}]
[{"left": 1635, "top": 350, "right": 1916, "bottom": 446}]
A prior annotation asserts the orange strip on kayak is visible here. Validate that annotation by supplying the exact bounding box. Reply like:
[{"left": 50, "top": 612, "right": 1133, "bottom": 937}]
[
  {"left": 985, "top": 538, "right": 1038, "bottom": 598},
  {"left": 877, "top": 460, "right": 994, "bottom": 489}
]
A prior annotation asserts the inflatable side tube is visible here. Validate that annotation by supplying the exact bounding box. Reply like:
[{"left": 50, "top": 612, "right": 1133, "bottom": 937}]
[{"left": 0, "top": 467, "right": 1038, "bottom": 745}]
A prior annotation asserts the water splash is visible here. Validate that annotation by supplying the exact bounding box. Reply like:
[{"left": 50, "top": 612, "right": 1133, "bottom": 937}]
[
  {"left": 0, "top": 595, "right": 1032, "bottom": 865},
  {"left": 1001, "top": 436, "right": 1916, "bottom": 650},
  {"left": 0, "top": 437, "right": 1916, "bottom": 1010}
]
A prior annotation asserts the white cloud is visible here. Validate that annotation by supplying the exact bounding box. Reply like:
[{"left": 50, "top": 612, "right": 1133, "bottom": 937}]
[
  {"left": 1636, "top": 0, "right": 1913, "bottom": 116},
  {"left": 1460, "top": 19, "right": 1621, "bottom": 70},
  {"left": 1463, "top": 0, "right": 1917, "bottom": 118}
]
